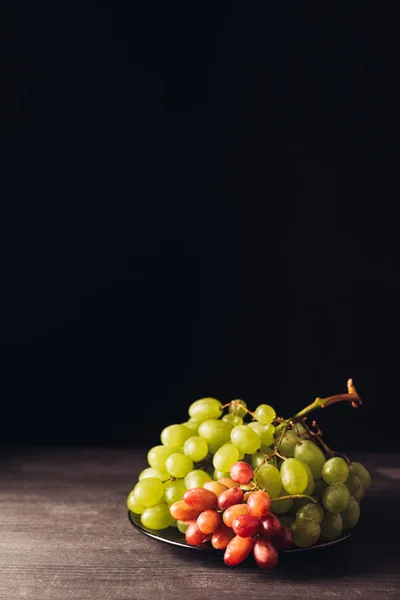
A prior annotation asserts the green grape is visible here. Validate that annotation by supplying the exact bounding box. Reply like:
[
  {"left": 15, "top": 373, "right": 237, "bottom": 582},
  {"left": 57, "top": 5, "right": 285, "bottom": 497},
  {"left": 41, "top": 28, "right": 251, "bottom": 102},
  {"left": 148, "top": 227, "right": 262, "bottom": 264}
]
[
  {"left": 213, "top": 443, "right": 240, "bottom": 472},
  {"left": 320, "top": 511, "right": 343, "bottom": 540},
  {"left": 127, "top": 491, "right": 145, "bottom": 514},
  {"left": 177, "top": 520, "right": 190, "bottom": 534},
  {"left": 141, "top": 503, "right": 175, "bottom": 530},
  {"left": 183, "top": 436, "right": 208, "bottom": 462},
  {"left": 161, "top": 424, "right": 192, "bottom": 450},
  {"left": 290, "top": 518, "right": 321, "bottom": 547},
  {"left": 279, "top": 430, "right": 301, "bottom": 458},
  {"left": 254, "top": 404, "right": 276, "bottom": 425},
  {"left": 248, "top": 422, "right": 275, "bottom": 446},
  {"left": 279, "top": 515, "right": 294, "bottom": 528},
  {"left": 222, "top": 414, "right": 243, "bottom": 426},
  {"left": 349, "top": 462, "right": 371, "bottom": 491},
  {"left": 313, "top": 478, "right": 328, "bottom": 500},
  {"left": 163, "top": 479, "right": 186, "bottom": 505},
  {"left": 291, "top": 422, "right": 307, "bottom": 437},
  {"left": 281, "top": 458, "right": 309, "bottom": 495},
  {"left": 189, "top": 398, "right": 222, "bottom": 422},
  {"left": 181, "top": 418, "right": 201, "bottom": 433},
  {"left": 322, "top": 483, "right": 350, "bottom": 513},
  {"left": 165, "top": 453, "right": 193, "bottom": 478},
  {"left": 294, "top": 440, "right": 326, "bottom": 479},
  {"left": 228, "top": 399, "right": 247, "bottom": 418},
  {"left": 344, "top": 472, "right": 361, "bottom": 495},
  {"left": 147, "top": 445, "right": 175, "bottom": 471},
  {"left": 139, "top": 467, "right": 169, "bottom": 481},
  {"left": 198, "top": 419, "right": 233, "bottom": 448},
  {"left": 296, "top": 502, "right": 324, "bottom": 525},
  {"left": 213, "top": 469, "right": 230, "bottom": 479},
  {"left": 271, "top": 493, "right": 293, "bottom": 514},
  {"left": 255, "top": 463, "right": 282, "bottom": 497},
  {"left": 133, "top": 478, "right": 164, "bottom": 507},
  {"left": 353, "top": 486, "right": 364, "bottom": 503},
  {"left": 184, "top": 469, "right": 212, "bottom": 489},
  {"left": 303, "top": 462, "right": 315, "bottom": 496},
  {"left": 341, "top": 497, "right": 360, "bottom": 529},
  {"left": 251, "top": 452, "right": 268, "bottom": 470},
  {"left": 230, "top": 425, "right": 261, "bottom": 454},
  {"left": 322, "top": 457, "right": 349, "bottom": 485}
]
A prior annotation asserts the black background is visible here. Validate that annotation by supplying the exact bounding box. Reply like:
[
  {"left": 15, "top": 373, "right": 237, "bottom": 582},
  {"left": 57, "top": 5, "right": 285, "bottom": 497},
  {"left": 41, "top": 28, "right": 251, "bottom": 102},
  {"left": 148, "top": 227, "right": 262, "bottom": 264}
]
[{"left": 1, "top": 2, "right": 399, "bottom": 451}]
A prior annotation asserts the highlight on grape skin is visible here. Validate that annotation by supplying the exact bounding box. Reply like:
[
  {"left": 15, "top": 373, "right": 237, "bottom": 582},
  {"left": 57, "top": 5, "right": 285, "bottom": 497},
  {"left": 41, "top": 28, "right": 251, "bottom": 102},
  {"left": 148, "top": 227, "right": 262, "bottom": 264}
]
[{"left": 127, "top": 382, "right": 370, "bottom": 571}]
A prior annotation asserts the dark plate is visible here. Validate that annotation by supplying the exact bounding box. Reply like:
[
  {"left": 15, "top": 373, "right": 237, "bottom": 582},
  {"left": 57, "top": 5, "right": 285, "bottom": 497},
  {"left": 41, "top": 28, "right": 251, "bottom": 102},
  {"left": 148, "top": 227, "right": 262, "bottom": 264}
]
[{"left": 128, "top": 511, "right": 353, "bottom": 554}]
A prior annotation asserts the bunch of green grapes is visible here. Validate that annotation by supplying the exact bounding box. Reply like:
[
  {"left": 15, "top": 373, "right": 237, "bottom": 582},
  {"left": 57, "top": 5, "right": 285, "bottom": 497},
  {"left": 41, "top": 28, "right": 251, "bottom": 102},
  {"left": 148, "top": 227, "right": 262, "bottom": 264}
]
[{"left": 126, "top": 392, "right": 371, "bottom": 561}]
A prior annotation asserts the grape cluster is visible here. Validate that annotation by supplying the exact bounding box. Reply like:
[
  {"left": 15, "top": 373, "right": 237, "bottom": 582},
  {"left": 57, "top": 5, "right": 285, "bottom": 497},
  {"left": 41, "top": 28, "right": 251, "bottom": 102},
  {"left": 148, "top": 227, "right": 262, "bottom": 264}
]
[{"left": 127, "top": 395, "right": 371, "bottom": 569}]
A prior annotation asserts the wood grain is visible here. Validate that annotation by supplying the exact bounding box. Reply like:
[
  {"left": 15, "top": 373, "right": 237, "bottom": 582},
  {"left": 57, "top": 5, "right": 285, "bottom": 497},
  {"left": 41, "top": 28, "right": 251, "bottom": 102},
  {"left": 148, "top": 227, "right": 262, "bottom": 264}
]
[{"left": 0, "top": 449, "right": 399, "bottom": 600}]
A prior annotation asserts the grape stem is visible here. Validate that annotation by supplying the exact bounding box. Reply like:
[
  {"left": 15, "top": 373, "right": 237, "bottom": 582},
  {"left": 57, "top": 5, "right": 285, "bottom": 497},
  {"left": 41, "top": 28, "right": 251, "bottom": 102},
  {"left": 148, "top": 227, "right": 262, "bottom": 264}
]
[{"left": 271, "top": 494, "right": 317, "bottom": 504}]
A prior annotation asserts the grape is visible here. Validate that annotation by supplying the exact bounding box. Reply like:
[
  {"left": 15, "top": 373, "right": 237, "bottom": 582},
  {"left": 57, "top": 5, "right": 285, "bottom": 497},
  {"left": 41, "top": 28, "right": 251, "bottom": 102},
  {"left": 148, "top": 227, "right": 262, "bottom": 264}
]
[
  {"left": 247, "top": 490, "right": 271, "bottom": 518},
  {"left": 183, "top": 436, "right": 209, "bottom": 462},
  {"left": 230, "top": 461, "right": 254, "bottom": 484},
  {"left": 133, "top": 478, "right": 164, "bottom": 507},
  {"left": 322, "top": 457, "right": 349, "bottom": 485},
  {"left": 183, "top": 488, "right": 218, "bottom": 511},
  {"left": 224, "top": 535, "right": 254, "bottom": 566},
  {"left": 253, "top": 539, "right": 279, "bottom": 569},
  {"left": 177, "top": 520, "right": 191, "bottom": 534},
  {"left": 254, "top": 404, "right": 276, "bottom": 425},
  {"left": 231, "top": 425, "right": 261, "bottom": 454},
  {"left": 165, "top": 453, "right": 193, "bottom": 478},
  {"left": 259, "top": 513, "right": 281, "bottom": 539},
  {"left": 211, "top": 523, "right": 235, "bottom": 549},
  {"left": 296, "top": 502, "right": 324, "bottom": 525},
  {"left": 163, "top": 479, "right": 186, "bottom": 505},
  {"left": 141, "top": 503, "right": 175, "bottom": 530},
  {"left": 320, "top": 511, "right": 343, "bottom": 540},
  {"left": 203, "top": 481, "right": 229, "bottom": 496},
  {"left": 341, "top": 497, "right": 360, "bottom": 529},
  {"left": 197, "top": 509, "right": 221, "bottom": 534},
  {"left": 217, "top": 477, "right": 238, "bottom": 489},
  {"left": 213, "top": 469, "right": 230, "bottom": 480},
  {"left": 255, "top": 463, "right": 282, "bottom": 497},
  {"left": 213, "top": 443, "right": 240, "bottom": 472},
  {"left": 233, "top": 514, "right": 259, "bottom": 537},
  {"left": 185, "top": 522, "right": 210, "bottom": 546},
  {"left": 290, "top": 518, "right": 321, "bottom": 547},
  {"left": 161, "top": 424, "right": 192, "bottom": 449},
  {"left": 322, "top": 483, "right": 350, "bottom": 513},
  {"left": 218, "top": 487, "right": 244, "bottom": 511},
  {"left": 271, "top": 493, "right": 293, "bottom": 515},
  {"left": 184, "top": 469, "right": 212, "bottom": 489},
  {"left": 248, "top": 422, "right": 275, "bottom": 446},
  {"left": 279, "top": 429, "right": 301, "bottom": 458},
  {"left": 147, "top": 445, "right": 175, "bottom": 471},
  {"left": 189, "top": 398, "right": 223, "bottom": 422},
  {"left": 345, "top": 472, "right": 361, "bottom": 495},
  {"left": 198, "top": 419, "right": 233, "bottom": 448},
  {"left": 313, "top": 478, "right": 328, "bottom": 500},
  {"left": 222, "top": 414, "right": 243, "bottom": 427},
  {"left": 127, "top": 491, "right": 145, "bottom": 514},
  {"left": 349, "top": 462, "right": 371, "bottom": 491},
  {"left": 223, "top": 504, "right": 249, "bottom": 527},
  {"left": 273, "top": 526, "right": 293, "bottom": 551},
  {"left": 353, "top": 486, "right": 364, "bottom": 503},
  {"left": 228, "top": 399, "right": 247, "bottom": 418},
  {"left": 303, "top": 462, "right": 315, "bottom": 495},
  {"left": 294, "top": 440, "right": 326, "bottom": 479},
  {"left": 251, "top": 451, "right": 270, "bottom": 470},
  {"left": 279, "top": 515, "right": 294, "bottom": 528},
  {"left": 139, "top": 467, "right": 169, "bottom": 481},
  {"left": 280, "top": 458, "right": 309, "bottom": 495},
  {"left": 169, "top": 500, "right": 202, "bottom": 521},
  {"left": 181, "top": 418, "right": 201, "bottom": 433}
]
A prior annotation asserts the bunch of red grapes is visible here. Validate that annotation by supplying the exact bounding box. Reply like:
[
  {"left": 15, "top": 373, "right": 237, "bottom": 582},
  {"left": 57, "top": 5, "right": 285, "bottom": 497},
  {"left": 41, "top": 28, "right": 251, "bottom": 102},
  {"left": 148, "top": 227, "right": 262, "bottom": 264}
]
[{"left": 170, "top": 461, "right": 292, "bottom": 569}]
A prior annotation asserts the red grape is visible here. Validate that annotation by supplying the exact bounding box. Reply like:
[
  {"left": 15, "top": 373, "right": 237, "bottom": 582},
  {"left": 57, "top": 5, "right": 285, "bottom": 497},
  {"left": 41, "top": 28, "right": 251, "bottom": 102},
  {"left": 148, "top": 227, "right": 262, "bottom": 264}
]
[
  {"left": 183, "top": 488, "right": 218, "bottom": 511},
  {"left": 185, "top": 522, "right": 211, "bottom": 547},
  {"left": 218, "top": 477, "right": 238, "bottom": 489},
  {"left": 272, "top": 526, "right": 293, "bottom": 551},
  {"left": 197, "top": 509, "right": 221, "bottom": 534},
  {"left": 211, "top": 523, "right": 235, "bottom": 550},
  {"left": 223, "top": 504, "right": 249, "bottom": 528},
  {"left": 258, "top": 513, "right": 281, "bottom": 539},
  {"left": 230, "top": 461, "right": 254, "bottom": 485},
  {"left": 170, "top": 501, "right": 202, "bottom": 521},
  {"left": 224, "top": 535, "right": 254, "bottom": 566},
  {"left": 203, "top": 481, "right": 229, "bottom": 496},
  {"left": 247, "top": 490, "right": 271, "bottom": 518},
  {"left": 218, "top": 487, "right": 244, "bottom": 511},
  {"left": 232, "top": 514, "right": 259, "bottom": 537},
  {"left": 253, "top": 538, "right": 279, "bottom": 569}
]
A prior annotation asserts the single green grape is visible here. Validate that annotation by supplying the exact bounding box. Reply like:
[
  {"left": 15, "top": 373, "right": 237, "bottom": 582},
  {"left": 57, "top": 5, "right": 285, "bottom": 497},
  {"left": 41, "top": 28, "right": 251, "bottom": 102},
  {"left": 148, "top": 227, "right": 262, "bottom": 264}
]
[
  {"left": 213, "top": 443, "right": 240, "bottom": 472},
  {"left": 161, "top": 424, "right": 192, "bottom": 450},
  {"left": 141, "top": 503, "right": 175, "bottom": 530},
  {"left": 344, "top": 472, "right": 361, "bottom": 495},
  {"left": 230, "top": 425, "right": 261, "bottom": 454},
  {"left": 278, "top": 430, "right": 302, "bottom": 458},
  {"left": 181, "top": 418, "right": 201, "bottom": 433},
  {"left": 188, "top": 398, "right": 222, "bottom": 422},
  {"left": 251, "top": 451, "right": 269, "bottom": 470},
  {"left": 184, "top": 469, "right": 212, "bottom": 489},
  {"left": 341, "top": 497, "right": 360, "bottom": 529},
  {"left": 349, "top": 462, "right": 371, "bottom": 491},
  {"left": 222, "top": 414, "right": 243, "bottom": 427},
  {"left": 183, "top": 436, "right": 208, "bottom": 462},
  {"left": 271, "top": 493, "right": 293, "bottom": 514},
  {"left": 280, "top": 458, "right": 309, "bottom": 495},
  {"left": 163, "top": 479, "right": 186, "bottom": 505},
  {"left": 147, "top": 445, "right": 175, "bottom": 471},
  {"left": 294, "top": 440, "right": 326, "bottom": 479},
  {"left": 177, "top": 520, "right": 190, "bottom": 534},
  {"left": 133, "top": 478, "right": 164, "bottom": 507},
  {"left": 254, "top": 463, "right": 282, "bottom": 497},
  {"left": 254, "top": 404, "right": 276, "bottom": 425},
  {"left": 290, "top": 518, "right": 321, "bottom": 547},
  {"left": 296, "top": 502, "right": 324, "bottom": 524},
  {"left": 165, "top": 453, "right": 193, "bottom": 478},
  {"left": 303, "top": 462, "right": 315, "bottom": 496},
  {"left": 322, "top": 457, "right": 349, "bottom": 485},
  {"left": 198, "top": 419, "right": 233, "bottom": 448},
  {"left": 139, "top": 467, "right": 169, "bottom": 481},
  {"left": 322, "top": 483, "right": 350, "bottom": 513},
  {"left": 320, "top": 511, "right": 343, "bottom": 540},
  {"left": 228, "top": 399, "right": 247, "bottom": 418},
  {"left": 248, "top": 422, "right": 275, "bottom": 446},
  {"left": 127, "top": 491, "right": 145, "bottom": 514},
  {"left": 213, "top": 469, "right": 230, "bottom": 480}
]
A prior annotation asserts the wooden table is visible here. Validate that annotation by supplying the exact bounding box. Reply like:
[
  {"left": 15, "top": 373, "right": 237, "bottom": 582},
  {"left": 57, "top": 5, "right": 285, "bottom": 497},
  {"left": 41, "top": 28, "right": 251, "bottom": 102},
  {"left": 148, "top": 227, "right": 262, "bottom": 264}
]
[{"left": 0, "top": 448, "right": 398, "bottom": 599}]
